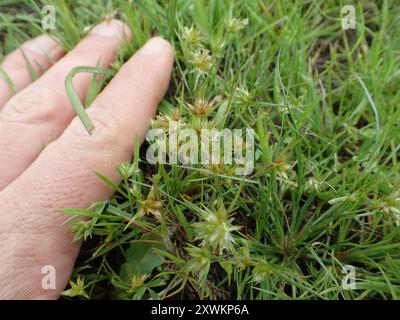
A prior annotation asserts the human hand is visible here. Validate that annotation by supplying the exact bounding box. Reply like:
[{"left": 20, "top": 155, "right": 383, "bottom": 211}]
[{"left": 0, "top": 19, "right": 173, "bottom": 299}]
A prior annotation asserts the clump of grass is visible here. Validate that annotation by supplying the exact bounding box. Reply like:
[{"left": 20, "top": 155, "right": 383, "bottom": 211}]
[{"left": 2, "top": 0, "right": 400, "bottom": 299}]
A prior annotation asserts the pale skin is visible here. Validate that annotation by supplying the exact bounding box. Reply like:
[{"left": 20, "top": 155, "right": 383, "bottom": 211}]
[{"left": 0, "top": 20, "right": 174, "bottom": 299}]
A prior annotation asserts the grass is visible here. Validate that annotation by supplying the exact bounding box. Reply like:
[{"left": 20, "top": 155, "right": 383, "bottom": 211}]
[{"left": 1, "top": 0, "right": 400, "bottom": 300}]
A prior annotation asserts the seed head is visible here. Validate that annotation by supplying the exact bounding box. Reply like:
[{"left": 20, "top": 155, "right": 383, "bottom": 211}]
[
  {"left": 130, "top": 274, "right": 148, "bottom": 290},
  {"left": 379, "top": 194, "right": 400, "bottom": 226},
  {"left": 70, "top": 220, "right": 92, "bottom": 242},
  {"left": 137, "top": 187, "right": 163, "bottom": 220},
  {"left": 62, "top": 276, "right": 89, "bottom": 299},
  {"left": 225, "top": 17, "right": 249, "bottom": 33},
  {"left": 181, "top": 26, "right": 204, "bottom": 48},
  {"left": 188, "top": 97, "right": 220, "bottom": 118},
  {"left": 305, "top": 177, "right": 326, "bottom": 193},
  {"left": 193, "top": 202, "right": 241, "bottom": 254},
  {"left": 189, "top": 49, "right": 214, "bottom": 75},
  {"left": 151, "top": 109, "right": 182, "bottom": 129}
]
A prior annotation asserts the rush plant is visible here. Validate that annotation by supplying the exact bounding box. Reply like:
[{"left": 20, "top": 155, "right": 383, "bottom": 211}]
[{"left": 1, "top": 0, "right": 400, "bottom": 300}]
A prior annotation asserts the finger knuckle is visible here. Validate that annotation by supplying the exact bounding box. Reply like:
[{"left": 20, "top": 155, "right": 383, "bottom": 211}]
[
  {"left": 2, "top": 86, "right": 65, "bottom": 124},
  {"left": 65, "top": 105, "right": 129, "bottom": 154}
]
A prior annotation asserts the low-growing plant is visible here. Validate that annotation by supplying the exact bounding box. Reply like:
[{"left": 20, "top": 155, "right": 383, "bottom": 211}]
[{"left": 1, "top": 0, "right": 400, "bottom": 299}]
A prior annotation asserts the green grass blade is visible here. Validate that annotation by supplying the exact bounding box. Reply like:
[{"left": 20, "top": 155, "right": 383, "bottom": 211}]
[{"left": 65, "top": 66, "right": 115, "bottom": 135}]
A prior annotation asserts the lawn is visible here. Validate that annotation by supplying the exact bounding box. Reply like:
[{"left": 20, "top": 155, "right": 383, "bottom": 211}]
[{"left": 1, "top": 0, "right": 400, "bottom": 299}]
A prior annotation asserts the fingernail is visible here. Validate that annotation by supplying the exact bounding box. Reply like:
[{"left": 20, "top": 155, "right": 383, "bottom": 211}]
[
  {"left": 90, "top": 19, "right": 128, "bottom": 39},
  {"left": 138, "top": 37, "right": 169, "bottom": 55},
  {"left": 24, "top": 35, "right": 59, "bottom": 54}
]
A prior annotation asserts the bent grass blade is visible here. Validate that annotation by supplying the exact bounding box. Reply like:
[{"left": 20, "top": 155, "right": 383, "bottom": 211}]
[{"left": 65, "top": 66, "right": 115, "bottom": 135}]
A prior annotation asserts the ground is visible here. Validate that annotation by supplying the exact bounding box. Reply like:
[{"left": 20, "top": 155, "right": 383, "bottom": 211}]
[{"left": 1, "top": 0, "right": 400, "bottom": 299}]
